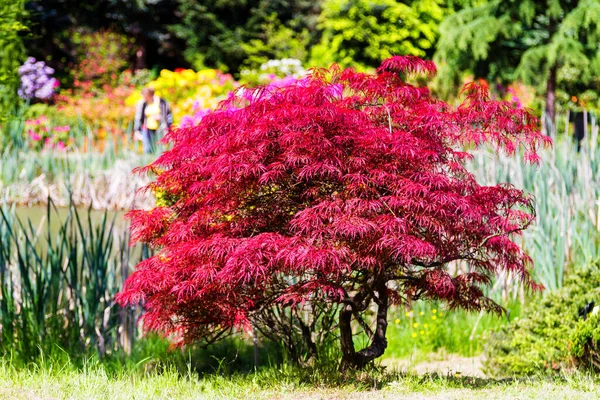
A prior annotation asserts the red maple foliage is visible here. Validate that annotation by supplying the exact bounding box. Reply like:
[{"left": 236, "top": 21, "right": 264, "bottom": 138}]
[{"left": 118, "top": 56, "right": 551, "bottom": 369}]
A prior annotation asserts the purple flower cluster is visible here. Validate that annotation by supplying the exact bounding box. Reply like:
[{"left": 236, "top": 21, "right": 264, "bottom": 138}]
[{"left": 18, "top": 57, "right": 59, "bottom": 100}]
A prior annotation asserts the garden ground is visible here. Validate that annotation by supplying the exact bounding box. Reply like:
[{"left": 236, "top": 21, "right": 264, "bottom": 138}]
[
  {"left": 384, "top": 354, "right": 485, "bottom": 378},
  {"left": 1, "top": 359, "right": 598, "bottom": 400}
]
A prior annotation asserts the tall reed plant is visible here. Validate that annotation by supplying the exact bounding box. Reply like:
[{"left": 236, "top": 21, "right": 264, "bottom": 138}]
[
  {"left": 468, "top": 112, "right": 600, "bottom": 294},
  {"left": 0, "top": 201, "right": 147, "bottom": 362}
]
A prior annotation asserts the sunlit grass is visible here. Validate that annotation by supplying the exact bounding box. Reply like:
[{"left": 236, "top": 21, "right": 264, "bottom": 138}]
[
  {"left": 383, "top": 302, "right": 521, "bottom": 363},
  {"left": 0, "top": 356, "right": 598, "bottom": 400}
]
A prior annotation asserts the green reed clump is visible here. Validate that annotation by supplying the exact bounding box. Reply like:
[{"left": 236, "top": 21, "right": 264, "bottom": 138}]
[
  {"left": 0, "top": 201, "right": 147, "bottom": 362},
  {"left": 467, "top": 113, "right": 600, "bottom": 294}
]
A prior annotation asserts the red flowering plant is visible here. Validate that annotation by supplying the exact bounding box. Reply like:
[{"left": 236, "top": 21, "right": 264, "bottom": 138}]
[{"left": 118, "top": 56, "right": 550, "bottom": 370}]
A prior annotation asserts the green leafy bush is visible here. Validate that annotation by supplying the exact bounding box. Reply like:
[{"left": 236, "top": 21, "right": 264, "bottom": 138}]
[
  {"left": 571, "top": 313, "right": 600, "bottom": 371},
  {"left": 483, "top": 262, "right": 600, "bottom": 377},
  {"left": 0, "top": 0, "right": 26, "bottom": 118},
  {"left": 311, "top": 0, "right": 445, "bottom": 70},
  {"left": 65, "top": 28, "right": 134, "bottom": 89}
]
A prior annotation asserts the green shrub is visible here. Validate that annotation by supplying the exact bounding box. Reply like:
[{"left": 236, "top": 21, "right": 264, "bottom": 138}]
[
  {"left": 483, "top": 262, "right": 600, "bottom": 377},
  {"left": 101, "top": 334, "right": 285, "bottom": 376},
  {"left": 0, "top": 0, "right": 26, "bottom": 117},
  {"left": 571, "top": 312, "right": 600, "bottom": 372}
]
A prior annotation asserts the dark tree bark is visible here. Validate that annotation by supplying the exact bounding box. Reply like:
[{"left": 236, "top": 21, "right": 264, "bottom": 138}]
[
  {"left": 339, "top": 304, "right": 355, "bottom": 370},
  {"left": 339, "top": 278, "right": 389, "bottom": 371},
  {"left": 134, "top": 34, "right": 148, "bottom": 71},
  {"left": 545, "top": 63, "right": 557, "bottom": 136},
  {"left": 297, "top": 313, "right": 319, "bottom": 360}
]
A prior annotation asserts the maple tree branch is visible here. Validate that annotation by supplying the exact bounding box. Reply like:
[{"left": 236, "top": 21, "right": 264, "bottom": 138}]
[
  {"left": 352, "top": 309, "right": 374, "bottom": 339},
  {"left": 380, "top": 199, "right": 398, "bottom": 218},
  {"left": 478, "top": 227, "right": 526, "bottom": 248}
]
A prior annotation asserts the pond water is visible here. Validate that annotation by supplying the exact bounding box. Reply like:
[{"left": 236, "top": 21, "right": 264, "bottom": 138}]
[
  {"left": 11, "top": 206, "right": 128, "bottom": 237},
  {"left": 6, "top": 206, "right": 150, "bottom": 261}
]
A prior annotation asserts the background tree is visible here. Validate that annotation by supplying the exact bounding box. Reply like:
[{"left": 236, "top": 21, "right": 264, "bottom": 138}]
[
  {"left": 104, "top": 0, "right": 184, "bottom": 70},
  {"left": 24, "top": 0, "right": 182, "bottom": 84},
  {"left": 118, "top": 56, "right": 549, "bottom": 369},
  {"left": 239, "top": 14, "right": 312, "bottom": 70},
  {"left": 435, "top": 0, "right": 600, "bottom": 134},
  {"left": 0, "top": 0, "right": 27, "bottom": 116},
  {"left": 310, "top": 0, "right": 446, "bottom": 70},
  {"left": 170, "top": 0, "right": 322, "bottom": 74}
]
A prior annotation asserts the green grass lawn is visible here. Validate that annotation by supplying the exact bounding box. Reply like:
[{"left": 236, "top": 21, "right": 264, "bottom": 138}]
[
  {"left": 2, "top": 302, "right": 580, "bottom": 399},
  {"left": 0, "top": 301, "right": 591, "bottom": 399},
  {"left": 1, "top": 361, "right": 598, "bottom": 400}
]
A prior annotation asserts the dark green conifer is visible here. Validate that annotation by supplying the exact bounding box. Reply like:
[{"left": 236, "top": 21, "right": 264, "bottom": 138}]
[{"left": 435, "top": 0, "right": 600, "bottom": 135}]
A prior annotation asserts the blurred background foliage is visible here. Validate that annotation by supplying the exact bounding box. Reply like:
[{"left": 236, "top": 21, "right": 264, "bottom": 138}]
[
  {"left": 435, "top": 0, "right": 600, "bottom": 132},
  {"left": 310, "top": 0, "right": 447, "bottom": 69},
  {"left": 0, "top": 0, "right": 595, "bottom": 117},
  {"left": 0, "top": 0, "right": 27, "bottom": 118}
]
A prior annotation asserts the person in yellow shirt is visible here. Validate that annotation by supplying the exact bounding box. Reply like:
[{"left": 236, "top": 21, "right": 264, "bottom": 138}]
[{"left": 134, "top": 87, "right": 173, "bottom": 153}]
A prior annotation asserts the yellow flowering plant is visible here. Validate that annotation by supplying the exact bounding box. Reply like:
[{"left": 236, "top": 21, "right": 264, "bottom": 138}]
[{"left": 126, "top": 68, "right": 238, "bottom": 126}]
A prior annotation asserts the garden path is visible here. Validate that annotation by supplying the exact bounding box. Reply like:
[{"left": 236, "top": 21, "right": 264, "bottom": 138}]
[{"left": 385, "top": 354, "right": 485, "bottom": 378}]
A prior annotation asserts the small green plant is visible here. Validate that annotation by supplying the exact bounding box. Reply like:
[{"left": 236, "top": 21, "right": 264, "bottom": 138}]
[
  {"left": 570, "top": 313, "right": 600, "bottom": 371},
  {"left": 153, "top": 184, "right": 182, "bottom": 208},
  {"left": 483, "top": 262, "right": 600, "bottom": 377}
]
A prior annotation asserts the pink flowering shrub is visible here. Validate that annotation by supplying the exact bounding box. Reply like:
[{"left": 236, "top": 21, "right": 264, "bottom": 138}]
[{"left": 25, "top": 116, "right": 71, "bottom": 151}]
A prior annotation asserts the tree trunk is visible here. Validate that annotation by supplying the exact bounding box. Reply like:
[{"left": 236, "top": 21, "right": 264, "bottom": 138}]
[
  {"left": 133, "top": 34, "right": 148, "bottom": 71},
  {"left": 297, "top": 314, "right": 318, "bottom": 361},
  {"left": 545, "top": 64, "right": 557, "bottom": 137},
  {"left": 339, "top": 304, "right": 355, "bottom": 371},
  {"left": 339, "top": 279, "right": 389, "bottom": 371}
]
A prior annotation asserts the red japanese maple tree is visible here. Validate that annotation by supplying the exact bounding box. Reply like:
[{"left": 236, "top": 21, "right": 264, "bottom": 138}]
[{"left": 118, "top": 56, "right": 550, "bottom": 370}]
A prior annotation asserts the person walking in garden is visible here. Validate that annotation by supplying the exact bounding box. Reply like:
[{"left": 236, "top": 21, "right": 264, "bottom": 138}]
[{"left": 134, "top": 87, "right": 173, "bottom": 153}]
